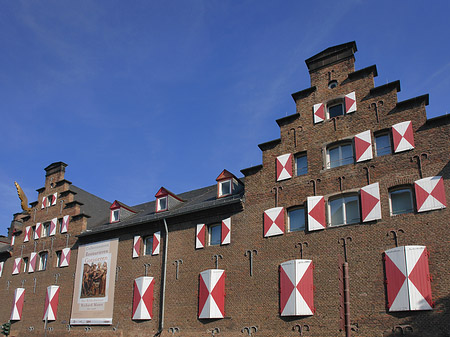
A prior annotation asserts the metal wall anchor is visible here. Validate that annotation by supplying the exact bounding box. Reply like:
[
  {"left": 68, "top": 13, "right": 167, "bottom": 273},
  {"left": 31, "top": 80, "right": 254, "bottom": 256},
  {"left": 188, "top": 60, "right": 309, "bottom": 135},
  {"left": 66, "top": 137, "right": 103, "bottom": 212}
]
[
  {"left": 293, "top": 324, "right": 310, "bottom": 336},
  {"left": 213, "top": 254, "right": 223, "bottom": 269},
  {"left": 33, "top": 277, "right": 37, "bottom": 293},
  {"left": 288, "top": 126, "right": 303, "bottom": 147},
  {"left": 173, "top": 259, "right": 183, "bottom": 280},
  {"left": 54, "top": 273, "right": 61, "bottom": 284},
  {"left": 115, "top": 266, "right": 122, "bottom": 281},
  {"left": 296, "top": 242, "right": 308, "bottom": 259},
  {"left": 338, "top": 176, "right": 345, "bottom": 191},
  {"left": 241, "top": 326, "right": 258, "bottom": 336},
  {"left": 66, "top": 324, "right": 71, "bottom": 331},
  {"left": 272, "top": 186, "right": 283, "bottom": 207},
  {"left": 84, "top": 327, "right": 92, "bottom": 332},
  {"left": 410, "top": 153, "right": 429, "bottom": 179},
  {"left": 339, "top": 237, "right": 352, "bottom": 263},
  {"left": 370, "top": 100, "right": 383, "bottom": 123},
  {"left": 66, "top": 233, "right": 71, "bottom": 247},
  {"left": 387, "top": 229, "right": 405, "bottom": 247},
  {"left": 34, "top": 241, "right": 38, "bottom": 252},
  {"left": 28, "top": 326, "right": 35, "bottom": 331},
  {"left": 392, "top": 325, "right": 413, "bottom": 335},
  {"left": 50, "top": 237, "right": 56, "bottom": 257},
  {"left": 244, "top": 250, "right": 258, "bottom": 276},
  {"left": 21, "top": 279, "right": 26, "bottom": 288},
  {"left": 210, "top": 327, "right": 220, "bottom": 336},
  {"left": 112, "top": 321, "right": 119, "bottom": 331},
  {"left": 144, "top": 263, "right": 151, "bottom": 277},
  {"left": 168, "top": 327, "right": 180, "bottom": 335},
  {"left": 309, "top": 179, "right": 321, "bottom": 196},
  {"left": 362, "top": 165, "right": 375, "bottom": 185},
  {"left": 7, "top": 280, "right": 11, "bottom": 290}
]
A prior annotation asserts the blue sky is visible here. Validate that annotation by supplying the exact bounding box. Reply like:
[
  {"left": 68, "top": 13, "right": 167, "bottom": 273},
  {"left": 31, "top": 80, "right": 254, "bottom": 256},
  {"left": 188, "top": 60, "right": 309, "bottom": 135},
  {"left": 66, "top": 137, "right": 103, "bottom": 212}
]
[{"left": 1, "top": 0, "right": 449, "bottom": 236}]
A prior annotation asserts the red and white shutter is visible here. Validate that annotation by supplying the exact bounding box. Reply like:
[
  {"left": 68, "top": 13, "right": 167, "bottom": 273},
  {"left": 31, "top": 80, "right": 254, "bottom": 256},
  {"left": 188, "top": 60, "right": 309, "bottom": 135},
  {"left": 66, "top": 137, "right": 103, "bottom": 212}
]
[
  {"left": 12, "top": 258, "right": 21, "bottom": 275},
  {"left": 0, "top": 261, "right": 4, "bottom": 277},
  {"left": 50, "top": 218, "right": 57, "bottom": 236},
  {"left": 51, "top": 193, "right": 57, "bottom": 206},
  {"left": 10, "top": 288, "right": 25, "bottom": 320},
  {"left": 199, "top": 269, "right": 226, "bottom": 319},
  {"left": 354, "top": 130, "right": 373, "bottom": 162},
  {"left": 405, "top": 246, "right": 433, "bottom": 310},
  {"left": 221, "top": 218, "right": 231, "bottom": 245},
  {"left": 133, "top": 236, "right": 141, "bottom": 258},
  {"left": 414, "top": 176, "right": 446, "bottom": 212},
  {"left": 384, "top": 246, "right": 432, "bottom": 312},
  {"left": 24, "top": 226, "right": 31, "bottom": 242},
  {"left": 307, "top": 196, "right": 326, "bottom": 231},
  {"left": 392, "top": 121, "right": 415, "bottom": 153},
  {"left": 313, "top": 103, "right": 325, "bottom": 124},
  {"left": 361, "top": 182, "right": 381, "bottom": 222},
  {"left": 132, "top": 276, "right": 155, "bottom": 320},
  {"left": 35, "top": 223, "right": 42, "bottom": 240},
  {"left": 61, "top": 215, "right": 70, "bottom": 233},
  {"left": 41, "top": 196, "right": 47, "bottom": 209},
  {"left": 276, "top": 154, "right": 293, "bottom": 181},
  {"left": 196, "top": 224, "right": 206, "bottom": 249},
  {"left": 43, "top": 285, "right": 60, "bottom": 321},
  {"left": 152, "top": 231, "right": 160, "bottom": 255},
  {"left": 263, "top": 207, "right": 284, "bottom": 237},
  {"left": 29, "top": 252, "right": 37, "bottom": 273},
  {"left": 280, "top": 259, "right": 314, "bottom": 316},
  {"left": 60, "top": 248, "right": 71, "bottom": 267},
  {"left": 345, "top": 92, "right": 357, "bottom": 114},
  {"left": 11, "top": 234, "right": 15, "bottom": 246}
]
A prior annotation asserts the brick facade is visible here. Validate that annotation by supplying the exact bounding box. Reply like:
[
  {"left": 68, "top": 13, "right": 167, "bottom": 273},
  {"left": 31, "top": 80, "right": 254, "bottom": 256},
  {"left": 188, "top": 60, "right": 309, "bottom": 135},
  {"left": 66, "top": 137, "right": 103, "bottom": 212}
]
[{"left": 1, "top": 42, "right": 449, "bottom": 337}]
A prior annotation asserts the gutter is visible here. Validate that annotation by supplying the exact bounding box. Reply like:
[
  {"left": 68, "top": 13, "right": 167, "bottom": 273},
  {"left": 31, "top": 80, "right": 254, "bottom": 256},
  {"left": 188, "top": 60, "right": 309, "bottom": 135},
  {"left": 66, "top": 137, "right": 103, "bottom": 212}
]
[{"left": 155, "top": 218, "right": 169, "bottom": 336}]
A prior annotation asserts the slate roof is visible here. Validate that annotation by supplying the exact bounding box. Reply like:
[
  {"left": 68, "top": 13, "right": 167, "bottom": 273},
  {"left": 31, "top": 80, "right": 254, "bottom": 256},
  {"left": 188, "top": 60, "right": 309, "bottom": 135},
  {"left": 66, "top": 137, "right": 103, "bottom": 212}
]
[
  {"left": 80, "top": 182, "right": 244, "bottom": 237},
  {"left": 69, "top": 185, "right": 111, "bottom": 226}
]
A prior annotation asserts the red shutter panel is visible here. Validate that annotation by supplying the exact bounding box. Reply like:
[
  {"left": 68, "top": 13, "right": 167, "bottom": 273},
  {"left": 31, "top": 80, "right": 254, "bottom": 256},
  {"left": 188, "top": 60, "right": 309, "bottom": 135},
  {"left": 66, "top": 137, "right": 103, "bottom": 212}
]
[
  {"left": 196, "top": 224, "right": 205, "bottom": 249},
  {"left": 384, "top": 246, "right": 409, "bottom": 311},
  {"left": 12, "top": 258, "right": 21, "bottom": 275},
  {"left": 405, "top": 246, "right": 433, "bottom": 310},
  {"left": 198, "top": 269, "right": 226, "bottom": 319},
  {"left": 0, "top": 261, "right": 3, "bottom": 277},
  {"left": 51, "top": 193, "right": 57, "bottom": 206},
  {"left": 133, "top": 236, "right": 141, "bottom": 258},
  {"left": 276, "top": 154, "right": 293, "bottom": 181},
  {"left": 280, "top": 260, "right": 314, "bottom": 316},
  {"left": 313, "top": 103, "right": 325, "bottom": 123},
  {"left": 414, "top": 176, "right": 446, "bottom": 212},
  {"left": 132, "top": 276, "right": 154, "bottom": 320},
  {"left": 221, "top": 218, "right": 231, "bottom": 245},
  {"left": 60, "top": 248, "right": 71, "bottom": 267},
  {"left": 35, "top": 223, "right": 42, "bottom": 239},
  {"left": 392, "top": 121, "right": 415, "bottom": 153},
  {"left": 43, "top": 285, "right": 60, "bottom": 321},
  {"left": 354, "top": 130, "right": 373, "bottom": 162},
  {"left": 50, "top": 218, "right": 57, "bottom": 236},
  {"left": 152, "top": 231, "right": 160, "bottom": 255},
  {"left": 24, "top": 226, "right": 31, "bottom": 242},
  {"left": 361, "top": 182, "right": 381, "bottom": 222},
  {"left": 345, "top": 92, "right": 357, "bottom": 113},
  {"left": 61, "top": 215, "right": 70, "bottom": 233},
  {"left": 263, "top": 207, "right": 284, "bottom": 237},
  {"left": 41, "top": 196, "right": 46, "bottom": 209},
  {"left": 307, "top": 196, "right": 325, "bottom": 231},
  {"left": 11, "top": 234, "right": 15, "bottom": 246},
  {"left": 29, "top": 252, "right": 37, "bottom": 273},
  {"left": 10, "top": 288, "right": 25, "bottom": 321}
]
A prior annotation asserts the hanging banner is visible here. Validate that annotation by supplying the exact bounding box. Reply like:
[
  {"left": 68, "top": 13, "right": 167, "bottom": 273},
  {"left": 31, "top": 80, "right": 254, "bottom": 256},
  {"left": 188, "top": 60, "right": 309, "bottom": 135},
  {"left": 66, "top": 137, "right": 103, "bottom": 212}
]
[{"left": 70, "top": 238, "right": 119, "bottom": 325}]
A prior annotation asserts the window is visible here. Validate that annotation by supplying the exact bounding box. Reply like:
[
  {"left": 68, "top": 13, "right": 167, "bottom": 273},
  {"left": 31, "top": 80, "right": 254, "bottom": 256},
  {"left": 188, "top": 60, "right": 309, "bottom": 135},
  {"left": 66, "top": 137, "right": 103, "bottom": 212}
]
[
  {"left": 32, "top": 226, "right": 36, "bottom": 238},
  {"left": 157, "top": 197, "right": 168, "bottom": 212},
  {"left": 219, "top": 180, "right": 232, "bottom": 197},
  {"left": 328, "top": 80, "right": 338, "bottom": 89},
  {"left": 144, "top": 236, "right": 153, "bottom": 255},
  {"left": 47, "top": 195, "right": 53, "bottom": 206},
  {"left": 329, "top": 195, "right": 360, "bottom": 226},
  {"left": 288, "top": 207, "right": 305, "bottom": 232},
  {"left": 328, "top": 102, "right": 344, "bottom": 118},
  {"left": 42, "top": 222, "right": 50, "bottom": 237},
  {"left": 55, "top": 251, "right": 62, "bottom": 267},
  {"left": 111, "top": 209, "right": 120, "bottom": 222},
  {"left": 38, "top": 252, "right": 48, "bottom": 271},
  {"left": 326, "top": 143, "right": 354, "bottom": 168},
  {"left": 22, "top": 257, "right": 29, "bottom": 273},
  {"left": 389, "top": 188, "right": 414, "bottom": 215},
  {"left": 208, "top": 224, "right": 221, "bottom": 246},
  {"left": 295, "top": 154, "right": 308, "bottom": 176},
  {"left": 375, "top": 133, "right": 392, "bottom": 156},
  {"left": 58, "top": 218, "right": 63, "bottom": 233}
]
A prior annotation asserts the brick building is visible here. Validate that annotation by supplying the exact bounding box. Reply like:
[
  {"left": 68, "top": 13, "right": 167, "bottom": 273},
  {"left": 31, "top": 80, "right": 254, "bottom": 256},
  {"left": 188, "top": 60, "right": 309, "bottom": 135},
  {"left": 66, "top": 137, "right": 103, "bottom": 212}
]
[{"left": 0, "top": 42, "right": 449, "bottom": 337}]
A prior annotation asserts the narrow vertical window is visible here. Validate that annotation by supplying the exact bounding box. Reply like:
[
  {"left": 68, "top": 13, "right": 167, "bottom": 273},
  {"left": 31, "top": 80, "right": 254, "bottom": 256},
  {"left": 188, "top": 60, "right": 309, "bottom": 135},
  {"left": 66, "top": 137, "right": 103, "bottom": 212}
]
[
  {"left": 39, "top": 252, "right": 48, "bottom": 271},
  {"left": 144, "top": 236, "right": 153, "bottom": 256},
  {"left": 208, "top": 224, "right": 221, "bottom": 246},
  {"left": 375, "top": 133, "right": 392, "bottom": 156},
  {"left": 295, "top": 154, "right": 308, "bottom": 176},
  {"left": 288, "top": 207, "right": 305, "bottom": 232}
]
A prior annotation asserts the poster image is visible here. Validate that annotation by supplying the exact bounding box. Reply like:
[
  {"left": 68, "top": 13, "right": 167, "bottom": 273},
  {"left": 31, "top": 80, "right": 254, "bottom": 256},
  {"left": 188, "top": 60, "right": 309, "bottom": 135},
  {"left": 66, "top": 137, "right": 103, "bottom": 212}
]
[{"left": 70, "top": 238, "right": 118, "bottom": 325}]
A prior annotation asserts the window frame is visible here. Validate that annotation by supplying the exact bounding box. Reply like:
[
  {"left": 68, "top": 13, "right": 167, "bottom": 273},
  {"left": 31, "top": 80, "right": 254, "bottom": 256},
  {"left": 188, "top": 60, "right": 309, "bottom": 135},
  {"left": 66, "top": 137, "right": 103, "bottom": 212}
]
[
  {"left": 326, "top": 141, "right": 354, "bottom": 169},
  {"left": 38, "top": 252, "right": 48, "bottom": 271},
  {"left": 111, "top": 209, "right": 120, "bottom": 223},
  {"left": 374, "top": 131, "right": 392, "bottom": 157},
  {"left": 218, "top": 179, "right": 232, "bottom": 197},
  {"left": 328, "top": 194, "right": 361, "bottom": 227},
  {"left": 156, "top": 196, "right": 168, "bottom": 212},
  {"left": 143, "top": 236, "right": 153, "bottom": 256},
  {"left": 327, "top": 101, "right": 345, "bottom": 119},
  {"left": 389, "top": 187, "right": 414, "bottom": 216},
  {"left": 208, "top": 223, "right": 221, "bottom": 246},
  {"left": 294, "top": 153, "right": 308, "bottom": 176},
  {"left": 42, "top": 222, "right": 50, "bottom": 238},
  {"left": 287, "top": 206, "right": 306, "bottom": 232},
  {"left": 22, "top": 257, "right": 29, "bottom": 273}
]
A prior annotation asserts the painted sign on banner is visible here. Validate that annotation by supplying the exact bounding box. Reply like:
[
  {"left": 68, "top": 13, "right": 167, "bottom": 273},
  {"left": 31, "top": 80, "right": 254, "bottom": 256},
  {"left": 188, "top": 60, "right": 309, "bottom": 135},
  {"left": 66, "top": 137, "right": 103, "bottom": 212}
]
[{"left": 70, "top": 238, "right": 119, "bottom": 325}]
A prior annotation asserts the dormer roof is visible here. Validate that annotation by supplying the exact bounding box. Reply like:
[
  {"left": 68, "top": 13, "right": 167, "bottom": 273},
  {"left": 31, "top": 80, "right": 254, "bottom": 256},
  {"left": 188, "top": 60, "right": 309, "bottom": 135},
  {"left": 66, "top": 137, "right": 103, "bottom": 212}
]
[
  {"left": 110, "top": 200, "right": 136, "bottom": 213},
  {"left": 155, "top": 187, "right": 184, "bottom": 202}
]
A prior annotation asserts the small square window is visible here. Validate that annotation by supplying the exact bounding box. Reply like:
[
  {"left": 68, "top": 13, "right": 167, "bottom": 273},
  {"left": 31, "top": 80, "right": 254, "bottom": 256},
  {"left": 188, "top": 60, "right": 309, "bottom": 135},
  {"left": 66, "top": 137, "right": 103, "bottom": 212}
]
[
  {"left": 295, "top": 154, "right": 308, "bottom": 176},
  {"left": 39, "top": 252, "right": 48, "bottom": 271},
  {"left": 390, "top": 188, "right": 414, "bottom": 215},
  {"left": 157, "top": 197, "right": 168, "bottom": 212},
  {"left": 22, "top": 257, "right": 29, "bottom": 273},
  {"left": 328, "top": 103, "right": 344, "bottom": 118},
  {"left": 375, "top": 133, "right": 392, "bottom": 156},
  {"left": 219, "top": 180, "right": 232, "bottom": 197},
  {"left": 288, "top": 208, "right": 305, "bottom": 232},
  {"left": 111, "top": 209, "right": 120, "bottom": 222},
  {"left": 144, "top": 236, "right": 153, "bottom": 255},
  {"left": 208, "top": 224, "right": 221, "bottom": 246}
]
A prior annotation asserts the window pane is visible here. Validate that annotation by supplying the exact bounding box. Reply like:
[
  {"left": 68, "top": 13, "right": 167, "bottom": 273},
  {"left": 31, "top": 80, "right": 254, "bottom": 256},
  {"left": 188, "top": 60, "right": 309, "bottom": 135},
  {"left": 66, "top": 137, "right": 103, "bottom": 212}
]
[
  {"left": 144, "top": 237, "right": 153, "bottom": 255},
  {"left": 329, "top": 198, "right": 344, "bottom": 226},
  {"left": 345, "top": 197, "right": 360, "bottom": 224},
  {"left": 329, "top": 104, "right": 344, "bottom": 118},
  {"left": 296, "top": 155, "right": 308, "bottom": 176},
  {"left": 341, "top": 144, "right": 354, "bottom": 166},
  {"left": 158, "top": 197, "right": 167, "bottom": 210},
  {"left": 375, "top": 134, "right": 391, "bottom": 156},
  {"left": 209, "top": 225, "right": 221, "bottom": 245},
  {"left": 328, "top": 147, "right": 340, "bottom": 168},
  {"left": 391, "top": 189, "right": 413, "bottom": 214},
  {"left": 221, "top": 181, "right": 231, "bottom": 195},
  {"left": 289, "top": 208, "right": 305, "bottom": 232}
]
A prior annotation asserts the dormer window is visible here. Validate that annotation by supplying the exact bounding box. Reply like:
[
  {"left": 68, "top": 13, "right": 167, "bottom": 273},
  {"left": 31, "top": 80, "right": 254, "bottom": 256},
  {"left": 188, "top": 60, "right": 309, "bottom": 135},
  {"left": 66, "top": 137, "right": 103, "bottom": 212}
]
[
  {"left": 109, "top": 200, "right": 136, "bottom": 223},
  {"left": 111, "top": 209, "right": 120, "bottom": 222},
  {"left": 157, "top": 196, "right": 168, "bottom": 212},
  {"left": 219, "top": 180, "right": 232, "bottom": 197},
  {"left": 216, "top": 169, "right": 243, "bottom": 199}
]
